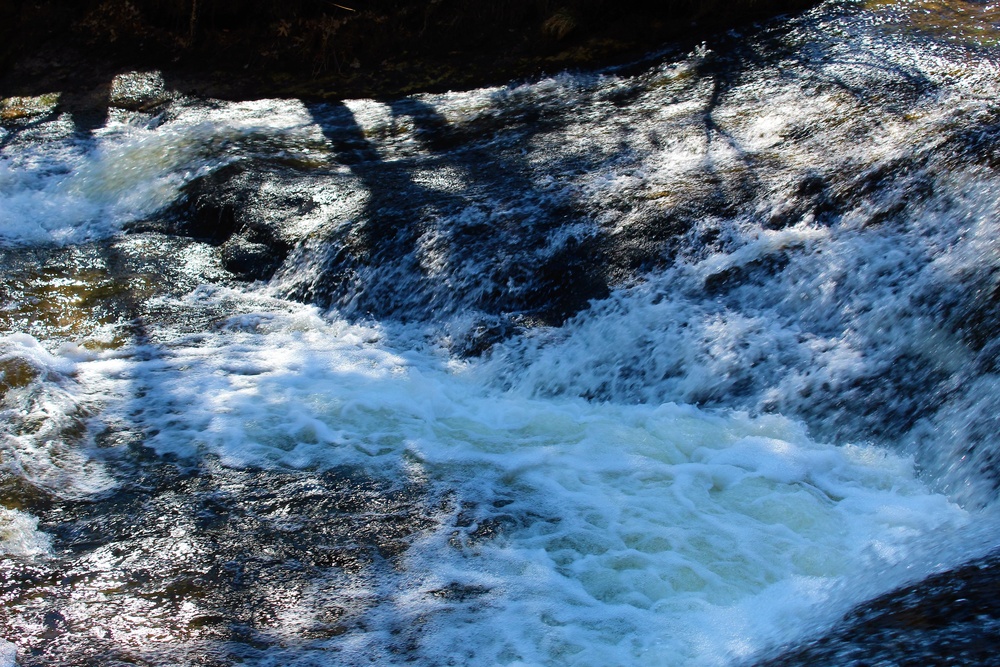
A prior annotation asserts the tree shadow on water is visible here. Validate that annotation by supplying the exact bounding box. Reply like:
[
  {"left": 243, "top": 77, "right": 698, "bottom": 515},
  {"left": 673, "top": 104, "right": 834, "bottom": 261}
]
[
  {"left": 0, "top": 81, "right": 629, "bottom": 661},
  {"left": 0, "top": 236, "right": 448, "bottom": 665},
  {"left": 299, "top": 96, "right": 612, "bottom": 348},
  {"left": 7, "top": 7, "right": 1000, "bottom": 664}
]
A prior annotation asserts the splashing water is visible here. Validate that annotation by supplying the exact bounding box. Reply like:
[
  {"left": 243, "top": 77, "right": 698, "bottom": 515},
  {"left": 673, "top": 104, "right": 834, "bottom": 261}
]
[{"left": 3, "top": 1, "right": 1000, "bottom": 665}]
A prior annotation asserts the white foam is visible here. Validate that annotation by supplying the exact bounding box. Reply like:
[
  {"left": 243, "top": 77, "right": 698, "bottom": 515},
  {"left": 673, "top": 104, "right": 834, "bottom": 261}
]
[
  {"left": 0, "top": 507, "right": 50, "bottom": 557},
  {"left": 0, "top": 640, "right": 15, "bottom": 667},
  {"left": 0, "top": 98, "right": 319, "bottom": 246},
  {"left": 0, "top": 334, "right": 116, "bottom": 499},
  {"left": 61, "top": 292, "right": 973, "bottom": 665}
]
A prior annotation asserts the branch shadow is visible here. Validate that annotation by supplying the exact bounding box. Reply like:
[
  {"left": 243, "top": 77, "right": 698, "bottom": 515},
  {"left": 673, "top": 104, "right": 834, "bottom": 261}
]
[
  {"left": 298, "top": 95, "right": 612, "bottom": 348},
  {"left": 4, "top": 3, "right": 1000, "bottom": 664}
]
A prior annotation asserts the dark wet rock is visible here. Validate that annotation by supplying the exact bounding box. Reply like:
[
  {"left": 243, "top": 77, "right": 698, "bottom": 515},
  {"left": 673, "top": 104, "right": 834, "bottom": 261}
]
[
  {"left": 831, "top": 157, "right": 937, "bottom": 228},
  {"left": 141, "top": 163, "right": 299, "bottom": 281},
  {"left": 108, "top": 71, "right": 171, "bottom": 111},
  {"left": 951, "top": 119, "right": 1000, "bottom": 171},
  {"left": 765, "top": 172, "right": 838, "bottom": 229},
  {"left": 754, "top": 552, "right": 1000, "bottom": 667},
  {"left": 0, "top": 93, "right": 61, "bottom": 123},
  {"left": 529, "top": 234, "right": 610, "bottom": 324},
  {"left": 294, "top": 209, "right": 611, "bottom": 330},
  {"left": 166, "top": 163, "right": 247, "bottom": 244},
  {"left": 220, "top": 235, "right": 288, "bottom": 282},
  {"left": 704, "top": 255, "right": 792, "bottom": 295},
  {"left": 150, "top": 103, "right": 620, "bottom": 335},
  {"left": 451, "top": 316, "right": 520, "bottom": 358},
  {"left": 915, "top": 263, "right": 1000, "bottom": 365},
  {"left": 428, "top": 583, "right": 491, "bottom": 601},
  {"left": 603, "top": 209, "right": 693, "bottom": 279}
]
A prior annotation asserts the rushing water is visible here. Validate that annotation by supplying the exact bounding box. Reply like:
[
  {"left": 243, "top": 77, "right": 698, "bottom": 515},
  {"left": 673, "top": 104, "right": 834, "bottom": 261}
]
[{"left": 3, "top": 1, "right": 1000, "bottom": 664}]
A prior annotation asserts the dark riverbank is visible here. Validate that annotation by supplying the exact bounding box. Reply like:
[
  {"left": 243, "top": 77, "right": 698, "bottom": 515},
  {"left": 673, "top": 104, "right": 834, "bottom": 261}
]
[{"left": 0, "top": 0, "right": 817, "bottom": 104}]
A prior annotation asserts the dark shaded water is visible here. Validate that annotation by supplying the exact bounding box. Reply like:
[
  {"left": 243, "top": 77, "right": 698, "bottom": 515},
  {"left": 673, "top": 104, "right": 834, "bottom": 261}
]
[{"left": 3, "top": 0, "right": 1000, "bottom": 664}]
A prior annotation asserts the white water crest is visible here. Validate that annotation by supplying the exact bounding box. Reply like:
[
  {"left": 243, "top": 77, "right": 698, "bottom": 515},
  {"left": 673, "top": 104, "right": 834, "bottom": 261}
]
[
  {"left": 0, "top": 334, "right": 116, "bottom": 499},
  {"left": 2, "top": 0, "right": 1000, "bottom": 664},
  {"left": 0, "top": 508, "right": 51, "bottom": 558},
  {"left": 0, "top": 99, "right": 322, "bottom": 246},
  {"left": 20, "top": 288, "right": 973, "bottom": 665}
]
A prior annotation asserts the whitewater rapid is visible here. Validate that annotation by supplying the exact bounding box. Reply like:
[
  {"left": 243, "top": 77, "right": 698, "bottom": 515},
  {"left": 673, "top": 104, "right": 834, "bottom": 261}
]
[
  {"left": 0, "top": 289, "right": 983, "bottom": 666},
  {"left": 3, "top": 0, "right": 1000, "bottom": 664}
]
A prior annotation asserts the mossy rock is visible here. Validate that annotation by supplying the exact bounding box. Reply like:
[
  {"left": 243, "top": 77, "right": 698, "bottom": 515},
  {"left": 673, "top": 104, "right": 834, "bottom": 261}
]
[{"left": 0, "top": 94, "right": 60, "bottom": 123}]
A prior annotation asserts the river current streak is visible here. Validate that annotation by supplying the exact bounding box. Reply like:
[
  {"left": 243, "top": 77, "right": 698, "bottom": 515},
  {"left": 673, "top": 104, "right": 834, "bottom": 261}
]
[{"left": 1, "top": 1, "right": 1000, "bottom": 665}]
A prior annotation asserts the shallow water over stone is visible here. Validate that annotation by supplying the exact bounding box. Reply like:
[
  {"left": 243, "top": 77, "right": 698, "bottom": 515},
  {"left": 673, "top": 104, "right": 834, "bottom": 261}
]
[{"left": 3, "top": 1, "right": 1000, "bottom": 665}]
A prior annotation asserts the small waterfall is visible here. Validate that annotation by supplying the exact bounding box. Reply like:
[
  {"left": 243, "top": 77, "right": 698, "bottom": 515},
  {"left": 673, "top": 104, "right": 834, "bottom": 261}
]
[{"left": 2, "top": 1, "right": 1000, "bottom": 664}]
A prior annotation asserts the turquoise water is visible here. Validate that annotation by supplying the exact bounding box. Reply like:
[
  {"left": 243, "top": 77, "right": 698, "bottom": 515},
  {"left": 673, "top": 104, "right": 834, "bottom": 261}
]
[{"left": 2, "top": 1, "right": 1000, "bottom": 664}]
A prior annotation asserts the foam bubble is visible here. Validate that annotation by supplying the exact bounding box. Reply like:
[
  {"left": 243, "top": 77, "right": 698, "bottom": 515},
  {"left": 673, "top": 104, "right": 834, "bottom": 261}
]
[
  {"left": 0, "top": 98, "right": 319, "bottom": 246},
  {"left": 64, "top": 293, "right": 972, "bottom": 665},
  {"left": 0, "top": 507, "right": 50, "bottom": 557},
  {"left": 0, "top": 333, "right": 116, "bottom": 498}
]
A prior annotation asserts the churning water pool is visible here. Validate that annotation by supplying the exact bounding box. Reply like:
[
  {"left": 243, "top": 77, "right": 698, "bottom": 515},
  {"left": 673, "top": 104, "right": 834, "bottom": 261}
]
[{"left": 3, "top": 1, "right": 1000, "bottom": 664}]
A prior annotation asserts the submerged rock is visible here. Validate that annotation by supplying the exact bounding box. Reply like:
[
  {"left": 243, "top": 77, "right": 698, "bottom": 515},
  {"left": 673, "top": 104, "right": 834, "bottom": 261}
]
[
  {"left": 220, "top": 234, "right": 288, "bottom": 282},
  {"left": 0, "top": 461, "right": 437, "bottom": 665}
]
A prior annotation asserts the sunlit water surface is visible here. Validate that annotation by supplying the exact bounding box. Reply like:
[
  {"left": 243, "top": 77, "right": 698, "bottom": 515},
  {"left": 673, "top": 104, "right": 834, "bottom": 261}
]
[{"left": 3, "top": 1, "right": 1000, "bottom": 665}]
